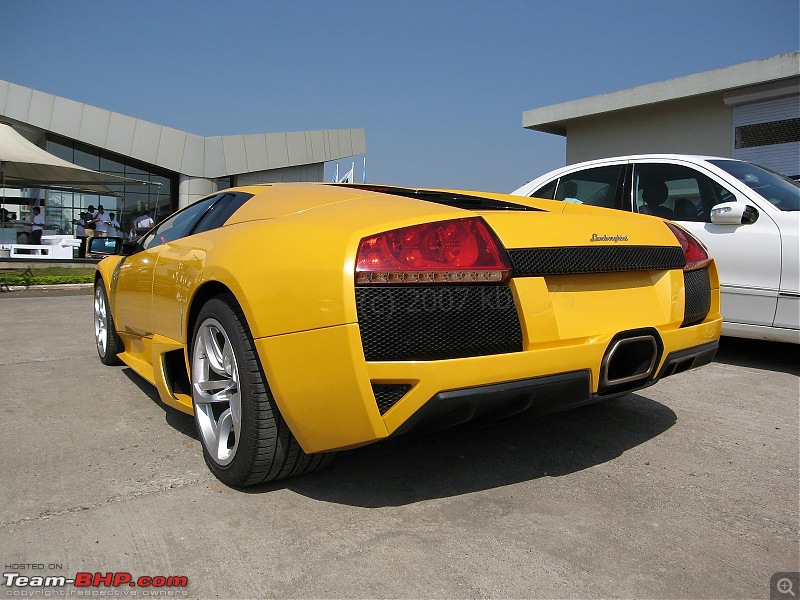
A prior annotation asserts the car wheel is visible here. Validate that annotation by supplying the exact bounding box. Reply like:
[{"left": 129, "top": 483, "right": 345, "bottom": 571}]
[
  {"left": 94, "top": 280, "right": 122, "bottom": 365},
  {"left": 190, "top": 294, "right": 332, "bottom": 486}
]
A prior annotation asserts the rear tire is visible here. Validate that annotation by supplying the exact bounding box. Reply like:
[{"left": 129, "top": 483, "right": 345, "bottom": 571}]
[
  {"left": 190, "top": 294, "right": 333, "bottom": 486},
  {"left": 94, "top": 280, "right": 122, "bottom": 365}
]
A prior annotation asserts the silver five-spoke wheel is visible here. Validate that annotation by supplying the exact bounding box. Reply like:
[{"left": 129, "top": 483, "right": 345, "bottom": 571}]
[
  {"left": 94, "top": 281, "right": 121, "bottom": 365},
  {"left": 192, "top": 317, "right": 242, "bottom": 466},
  {"left": 190, "top": 295, "right": 332, "bottom": 486},
  {"left": 94, "top": 285, "right": 108, "bottom": 356}
]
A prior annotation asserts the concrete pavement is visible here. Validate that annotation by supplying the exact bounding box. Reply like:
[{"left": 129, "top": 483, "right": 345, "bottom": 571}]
[{"left": 1, "top": 288, "right": 797, "bottom": 598}]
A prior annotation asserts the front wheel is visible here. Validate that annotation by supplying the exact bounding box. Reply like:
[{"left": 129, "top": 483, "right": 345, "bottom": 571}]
[
  {"left": 94, "top": 280, "right": 122, "bottom": 365},
  {"left": 190, "top": 294, "right": 332, "bottom": 486}
]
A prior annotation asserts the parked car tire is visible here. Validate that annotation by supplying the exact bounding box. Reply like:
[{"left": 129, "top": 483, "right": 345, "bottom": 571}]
[
  {"left": 94, "top": 280, "right": 123, "bottom": 366},
  {"left": 190, "top": 294, "right": 332, "bottom": 486}
]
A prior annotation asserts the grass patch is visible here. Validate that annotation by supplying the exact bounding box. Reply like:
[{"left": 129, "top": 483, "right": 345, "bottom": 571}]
[{"left": 0, "top": 267, "right": 95, "bottom": 286}]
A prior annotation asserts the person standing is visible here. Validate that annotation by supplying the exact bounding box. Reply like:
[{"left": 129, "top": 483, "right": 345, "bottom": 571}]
[
  {"left": 74, "top": 209, "right": 87, "bottom": 258},
  {"left": 30, "top": 206, "right": 44, "bottom": 245},
  {"left": 131, "top": 210, "right": 154, "bottom": 239},
  {"left": 84, "top": 204, "right": 97, "bottom": 249},
  {"left": 93, "top": 205, "right": 111, "bottom": 237},
  {"left": 107, "top": 212, "right": 120, "bottom": 238}
]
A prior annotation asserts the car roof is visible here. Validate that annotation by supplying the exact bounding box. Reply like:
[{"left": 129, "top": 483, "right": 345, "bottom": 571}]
[
  {"left": 511, "top": 154, "right": 752, "bottom": 194},
  {"left": 553, "top": 154, "right": 737, "bottom": 167}
]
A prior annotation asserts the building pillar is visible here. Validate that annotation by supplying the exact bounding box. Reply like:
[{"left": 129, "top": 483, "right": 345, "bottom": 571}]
[{"left": 178, "top": 176, "right": 217, "bottom": 209}]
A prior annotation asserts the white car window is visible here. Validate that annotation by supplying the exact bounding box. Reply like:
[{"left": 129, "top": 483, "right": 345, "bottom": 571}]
[
  {"left": 709, "top": 159, "right": 800, "bottom": 212},
  {"left": 532, "top": 165, "right": 623, "bottom": 208},
  {"left": 633, "top": 163, "right": 733, "bottom": 222},
  {"left": 531, "top": 179, "right": 557, "bottom": 200}
]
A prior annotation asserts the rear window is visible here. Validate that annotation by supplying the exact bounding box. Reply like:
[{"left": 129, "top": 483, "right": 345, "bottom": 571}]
[{"left": 193, "top": 192, "right": 254, "bottom": 234}]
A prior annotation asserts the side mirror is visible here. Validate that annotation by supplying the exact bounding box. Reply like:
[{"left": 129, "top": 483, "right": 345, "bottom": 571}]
[
  {"left": 121, "top": 241, "right": 139, "bottom": 255},
  {"left": 710, "top": 202, "right": 759, "bottom": 225},
  {"left": 88, "top": 236, "right": 123, "bottom": 256}
]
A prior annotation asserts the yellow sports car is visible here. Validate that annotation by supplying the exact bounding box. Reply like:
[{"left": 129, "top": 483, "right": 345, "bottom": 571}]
[{"left": 91, "top": 183, "right": 722, "bottom": 486}]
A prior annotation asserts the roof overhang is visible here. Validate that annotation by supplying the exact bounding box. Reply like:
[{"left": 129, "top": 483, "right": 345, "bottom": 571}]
[
  {"left": 0, "top": 80, "right": 366, "bottom": 179},
  {"left": 523, "top": 52, "right": 800, "bottom": 136},
  {"left": 0, "top": 123, "right": 152, "bottom": 195}
]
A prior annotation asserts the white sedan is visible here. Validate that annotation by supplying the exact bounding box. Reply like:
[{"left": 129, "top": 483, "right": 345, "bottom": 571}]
[{"left": 512, "top": 155, "right": 799, "bottom": 344}]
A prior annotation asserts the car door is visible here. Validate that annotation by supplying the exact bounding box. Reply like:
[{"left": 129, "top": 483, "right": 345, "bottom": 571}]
[
  {"left": 113, "top": 194, "right": 223, "bottom": 338},
  {"left": 630, "top": 160, "right": 782, "bottom": 328},
  {"left": 775, "top": 211, "right": 800, "bottom": 329},
  {"left": 151, "top": 192, "right": 253, "bottom": 342},
  {"left": 773, "top": 210, "right": 799, "bottom": 330},
  {"left": 113, "top": 248, "right": 160, "bottom": 338}
]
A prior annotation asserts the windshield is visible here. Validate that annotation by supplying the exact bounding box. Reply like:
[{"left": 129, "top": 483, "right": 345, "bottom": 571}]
[{"left": 709, "top": 159, "right": 799, "bottom": 211}]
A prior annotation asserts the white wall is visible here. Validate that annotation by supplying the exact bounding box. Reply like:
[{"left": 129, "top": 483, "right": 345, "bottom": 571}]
[
  {"left": 566, "top": 94, "right": 733, "bottom": 164},
  {"left": 178, "top": 176, "right": 216, "bottom": 209},
  {"left": 235, "top": 164, "right": 324, "bottom": 186}
]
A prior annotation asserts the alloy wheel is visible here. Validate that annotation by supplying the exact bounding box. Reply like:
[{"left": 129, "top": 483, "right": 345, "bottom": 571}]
[
  {"left": 192, "top": 317, "right": 242, "bottom": 466},
  {"left": 94, "top": 286, "right": 108, "bottom": 357}
]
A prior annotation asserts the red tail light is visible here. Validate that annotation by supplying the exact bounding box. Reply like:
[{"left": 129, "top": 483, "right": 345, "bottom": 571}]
[
  {"left": 665, "top": 222, "right": 712, "bottom": 271},
  {"left": 355, "top": 217, "right": 511, "bottom": 284}
]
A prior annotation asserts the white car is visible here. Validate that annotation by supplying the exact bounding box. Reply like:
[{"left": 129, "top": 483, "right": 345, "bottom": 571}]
[{"left": 512, "top": 155, "right": 799, "bottom": 344}]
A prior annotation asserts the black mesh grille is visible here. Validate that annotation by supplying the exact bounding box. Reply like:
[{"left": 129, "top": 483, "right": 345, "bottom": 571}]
[
  {"left": 355, "top": 285, "right": 523, "bottom": 361},
  {"left": 735, "top": 118, "right": 800, "bottom": 149},
  {"left": 682, "top": 267, "right": 711, "bottom": 327},
  {"left": 508, "top": 246, "right": 685, "bottom": 276},
  {"left": 372, "top": 384, "right": 412, "bottom": 415}
]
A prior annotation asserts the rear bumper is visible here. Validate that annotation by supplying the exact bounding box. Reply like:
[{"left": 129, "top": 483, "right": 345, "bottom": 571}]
[
  {"left": 657, "top": 341, "right": 719, "bottom": 378},
  {"left": 256, "top": 317, "right": 721, "bottom": 454},
  {"left": 393, "top": 340, "right": 718, "bottom": 437}
]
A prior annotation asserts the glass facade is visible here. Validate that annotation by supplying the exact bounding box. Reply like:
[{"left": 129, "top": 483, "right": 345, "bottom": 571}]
[{"left": 44, "top": 135, "right": 178, "bottom": 240}]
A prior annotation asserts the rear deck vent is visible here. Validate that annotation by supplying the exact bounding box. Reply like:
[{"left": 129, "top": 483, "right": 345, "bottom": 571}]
[{"left": 508, "top": 246, "right": 685, "bottom": 276}]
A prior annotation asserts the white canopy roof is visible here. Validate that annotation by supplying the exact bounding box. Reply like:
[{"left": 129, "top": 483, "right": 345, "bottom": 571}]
[{"left": 0, "top": 123, "right": 148, "bottom": 194}]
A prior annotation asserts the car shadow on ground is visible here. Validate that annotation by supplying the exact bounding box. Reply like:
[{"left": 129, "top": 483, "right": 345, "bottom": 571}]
[
  {"left": 260, "top": 394, "right": 676, "bottom": 507},
  {"left": 121, "top": 367, "right": 198, "bottom": 440},
  {"left": 119, "top": 363, "right": 677, "bottom": 506},
  {"left": 714, "top": 336, "right": 799, "bottom": 376}
]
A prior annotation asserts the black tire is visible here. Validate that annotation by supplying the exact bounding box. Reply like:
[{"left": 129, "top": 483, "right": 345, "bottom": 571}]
[
  {"left": 94, "top": 280, "right": 123, "bottom": 366},
  {"left": 190, "top": 294, "right": 333, "bottom": 486}
]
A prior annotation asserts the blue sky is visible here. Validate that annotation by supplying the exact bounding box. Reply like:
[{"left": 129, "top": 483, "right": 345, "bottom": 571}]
[{"left": 3, "top": 0, "right": 798, "bottom": 191}]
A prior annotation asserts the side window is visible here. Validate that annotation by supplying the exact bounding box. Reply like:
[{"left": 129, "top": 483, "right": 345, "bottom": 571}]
[
  {"left": 552, "top": 165, "right": 624, "bottom": 208},
  {"left": 531, "top": 179, "right": 557, "bottom": 199},
  {"left": 141, "top": 194, "right": 220, "bottom": 250},
  {"left": 193, "top": 192, "right": 254, "bottom": 235},
  {"left": 633, "top": 164, "right": 733, "bottom": 223}
]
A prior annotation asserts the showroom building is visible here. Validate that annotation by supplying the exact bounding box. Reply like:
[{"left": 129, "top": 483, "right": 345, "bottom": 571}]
[
  {"left": 522, "top": 52, "right": 800, "bottom": 178},
  {"left": 0, "top": 78, "right": 366, "bottom": 239}
]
